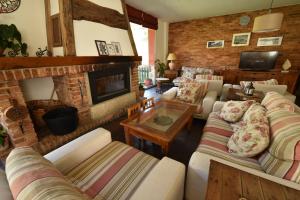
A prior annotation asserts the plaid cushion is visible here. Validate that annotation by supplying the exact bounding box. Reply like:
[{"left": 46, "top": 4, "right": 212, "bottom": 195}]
[
  {"left": 197, "top": 112, "right": 262, "bottom": 170},
  {"left": 65, "top": 141, "right": 158, "bottom": 200}
]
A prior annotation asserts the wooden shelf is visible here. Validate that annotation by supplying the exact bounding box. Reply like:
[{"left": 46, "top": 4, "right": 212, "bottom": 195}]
[{"left": 0, "top": 56, "right": 142, "bottom": 70}]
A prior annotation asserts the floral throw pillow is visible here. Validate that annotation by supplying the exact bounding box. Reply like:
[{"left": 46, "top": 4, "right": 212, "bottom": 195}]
[
  {"left": 182, "top": 71, "right": 196, "bottom": 79},
  {"left": 220, "top": 100, "right": 254, "bottom": 122},
  {"left": 176, "top": 82, "right": 208, "bottom": 103},
  {"left": 228, "top": 103, "right": 270, "bottom": 157}
]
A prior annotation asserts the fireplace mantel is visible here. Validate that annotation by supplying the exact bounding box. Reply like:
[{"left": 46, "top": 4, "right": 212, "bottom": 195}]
[{"left": 0, "top": 56, "right": 142, "bottom": 70}]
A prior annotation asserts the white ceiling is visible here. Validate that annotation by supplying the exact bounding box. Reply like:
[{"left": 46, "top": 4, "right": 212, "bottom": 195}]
[{"left": 125, "top": 0, "right": 300, "bottom": 22}]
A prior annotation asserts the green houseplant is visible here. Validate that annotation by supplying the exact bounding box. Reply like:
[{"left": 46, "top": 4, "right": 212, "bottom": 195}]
[
  {"left": 155, "top": 59, "right": 167, "bottom": 77},
  {"left": 0, "top": 24, "right": 28, "bottom": 57},
  {"left": 0, "top": 125, "right": 9, "bottom": 151}
]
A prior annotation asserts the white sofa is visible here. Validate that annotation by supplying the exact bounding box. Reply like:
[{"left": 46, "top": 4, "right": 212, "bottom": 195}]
[
  {"left": 185, "top": 101, "right": 300, "bottom": 200},
  {"left": 1, "top": 128, "right": 186, "bottom": 200},
  {"left": 222, "top": 83, "right": 296, "bottom": 102},
  {"left": 161, "top": 80, "right": 223, "bottom": 119}
]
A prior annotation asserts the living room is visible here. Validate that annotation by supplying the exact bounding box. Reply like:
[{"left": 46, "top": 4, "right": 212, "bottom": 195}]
[{"left": 0, "top": 0, "right": 300, "bottom": 200}]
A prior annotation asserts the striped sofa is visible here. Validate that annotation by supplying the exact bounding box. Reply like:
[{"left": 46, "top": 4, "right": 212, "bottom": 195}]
[
  {"left": 186, "top": 101, "right": 300, "bottom": 200},
  {"left": 1, "top": 128, "right": 185, "bottom": 200}
]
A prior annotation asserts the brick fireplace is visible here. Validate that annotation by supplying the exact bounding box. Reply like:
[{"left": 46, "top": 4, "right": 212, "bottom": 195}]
[{"left": 0, "top": 56, "right": 141, "bottom": 156}]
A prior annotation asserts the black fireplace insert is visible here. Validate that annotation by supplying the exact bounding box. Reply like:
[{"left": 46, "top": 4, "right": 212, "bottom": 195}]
[{"left": 88, "top": 63, "right": 131, "bottom": 104}]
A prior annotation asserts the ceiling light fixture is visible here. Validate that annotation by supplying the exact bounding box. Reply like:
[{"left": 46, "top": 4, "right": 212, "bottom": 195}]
[{"left": 252, "top": 0, "right": 284, "bottom": 33}]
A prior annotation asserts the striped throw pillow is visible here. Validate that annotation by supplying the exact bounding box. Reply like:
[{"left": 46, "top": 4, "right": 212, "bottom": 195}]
[
  {"left": 6, "top": 147, "right": 90, "bottom": 200},
  {"left": 267, "top": 109, "right": 300, "bottom": 161},
  {"left": 259, "top": 151, "right": 300, "bottom": 183},
  {"left": 261, "top": 91, "right": 295, "bottom": 112}
]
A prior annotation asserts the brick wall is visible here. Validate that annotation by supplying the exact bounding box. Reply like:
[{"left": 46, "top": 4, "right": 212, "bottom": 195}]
[
  {"left": 0, "top": 61, "right": 140, "bottom": 148},
  {"left": 169, "top": 5, "right": 300, "bottom": 70}
]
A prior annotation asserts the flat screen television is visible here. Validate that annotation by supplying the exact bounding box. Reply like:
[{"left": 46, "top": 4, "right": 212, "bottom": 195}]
[{"left": 239, "top": 51, "right": 279, "bottom": 71}]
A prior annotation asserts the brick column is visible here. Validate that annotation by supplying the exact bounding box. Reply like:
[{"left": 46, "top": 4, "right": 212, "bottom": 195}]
[
  {"left": 0, "top": 81, "right": 38, "bottom": 147},
  {"left": 130, "top": 62, "right": 140, "bottom": 99},
  {"left": 53, "top": 73, "right": 91, "bottom": 123}
]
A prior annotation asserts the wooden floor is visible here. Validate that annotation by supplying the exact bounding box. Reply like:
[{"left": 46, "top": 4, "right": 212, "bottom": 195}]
[{"left": 102, "top": 116, "right": 205, "bottom": 166}]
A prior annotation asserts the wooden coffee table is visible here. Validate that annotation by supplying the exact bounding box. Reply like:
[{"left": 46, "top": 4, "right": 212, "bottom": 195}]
[
  {"left": 206, "top": 161, "right": 300, "bottom": 200},
  {"left": 226, "top": 88, "right": 265, "bottom": 102},
  {"left": 120, "top": 100, "right": 195, "bottom": 155}
]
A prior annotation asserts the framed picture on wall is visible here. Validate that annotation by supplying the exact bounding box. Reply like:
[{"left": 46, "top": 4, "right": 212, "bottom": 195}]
[
  {"left": 232, "top": 32, "right": 251, "bottom": 46},
  {"left": 95, "top": 40, "right": 109, "bottom": 55},
  {"left": 257, "top": 36, "right": 283, "bottom": 47},
  {"left": 106, "top": 44, "right": 116, "bottom": 55},
  {"left": 111, "top": 42, "right": 122, "bottom": 55},
  {"left": 207, "top": 40, "right": 224, "bottom": 48}
]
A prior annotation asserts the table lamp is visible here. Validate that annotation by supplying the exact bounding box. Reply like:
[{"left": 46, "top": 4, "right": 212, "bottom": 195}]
[{"left": 167, "top": 53, "right": 177, "bottom": 70}]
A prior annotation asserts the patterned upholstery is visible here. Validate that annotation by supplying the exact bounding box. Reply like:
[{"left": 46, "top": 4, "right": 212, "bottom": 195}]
[
  {"left": 65, "top": 141, "right": 159, "bottom": 200},
  {"left": 176, "top": 82, "right": 208, "bottom": 104},
  {"left": 259, "top": 151, "right": 300, "bottom": 183},
  {"left": 257, "top": 109, "right": 300, "bottom": 183},
  {"left": 261, "top": 91, "right": 295, "bottom": 112},
  {"left": 240, "top": 79, "right": 278, "bottom": 88},
  {"left": 197, "top": 112, "right": 262, "bottom": 170},
  {"left": 5, "top": 147, "right": 89, "bottom": 200}
]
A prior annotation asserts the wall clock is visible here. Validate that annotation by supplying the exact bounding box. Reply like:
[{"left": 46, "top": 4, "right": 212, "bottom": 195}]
[
  {"left": 239, "top": 15, "right": 251, "bottom": 26},
  {"left": 0, "top": 0, "right": 21, "bottom": 13}
]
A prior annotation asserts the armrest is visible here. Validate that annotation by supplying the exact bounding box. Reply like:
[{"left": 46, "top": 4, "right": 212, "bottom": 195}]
[
  {"left": 284, "top": 92, "right": 296, "bottom": 103},
  {"left": 161, "top": 87, "right": 178, "bottom": 100},
  {"left": 44, "top": 128, "right": 112, "bottom": 174},
  {"left": 201, "top": 91, "right": 218, "bottom": 119},
  {"left": 213, "top": 101, "right": 225, "bottom": 112},
  {"left": 130, "top": 157, "right": 185, "bottom": 200}
]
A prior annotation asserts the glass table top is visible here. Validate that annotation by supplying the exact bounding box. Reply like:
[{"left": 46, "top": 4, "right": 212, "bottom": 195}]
[{"left": 127, "top": 101, "right": 190, "bottom": 133}]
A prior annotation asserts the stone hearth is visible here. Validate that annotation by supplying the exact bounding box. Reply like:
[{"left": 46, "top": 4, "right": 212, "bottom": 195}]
[{"left": 0, "top": 56, "right": 141, "bottom": 158}]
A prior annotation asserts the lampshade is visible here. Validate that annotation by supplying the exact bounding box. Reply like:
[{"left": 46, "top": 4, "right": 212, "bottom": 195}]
[
  {"left": 252, "top": 13, "right": 284, "bottom": 33},
  {"left": 167, "top": 53, "right": 176, "bottom": 61}
]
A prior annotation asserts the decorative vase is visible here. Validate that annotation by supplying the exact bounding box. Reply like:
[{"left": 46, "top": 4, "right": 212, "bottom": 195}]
[
  {"left": 169, "top": 62, "right": 176, "bottom": 70},
  {"left": 144, "top": 79, "right": 153, "bottom": 87}
]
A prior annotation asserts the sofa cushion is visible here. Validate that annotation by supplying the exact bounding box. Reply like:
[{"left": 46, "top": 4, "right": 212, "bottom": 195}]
[
  {"left": 253, "top": 84, "right": 287, "bottom": 95},
  {"left": 5, "top": 147, "right": 89, "bottom": 200},
  {"left": 259, "top": 151, "right": 300, "bottom": 183},
  {"left": 267, "top": 109, "right": 300, "bottom": 161},
  {"left": 182, "top": 71, "right": 196, "bottom": 79},
  {"left": 0, "top": 161, "right": 13, "bottom": 200},
  {"left": 261, "top": 91, "right": 295, "bottom": 112},
  {"left": 240, "top": 79, "right": 278, "bottom": 88},
  {"left": 197, "top": 112, "right": 262, "bottom": 170},
  {"left": 195, "top": 74, "right": 223, "bottom": 80},
  {"left": 66, "top": 141, "right": 159, "bottom": 200},
  {"left": 182, "top": 66, "right": 214, "bottom": 75},
  {"left": 227, "top": 103, "right": 270, "bottom": 157},
  {"left": 177, "top": 82, "right": 208, "bottom": 104},
  {"left": 220, "top": 100, "right": 254, "bottom": 122}
]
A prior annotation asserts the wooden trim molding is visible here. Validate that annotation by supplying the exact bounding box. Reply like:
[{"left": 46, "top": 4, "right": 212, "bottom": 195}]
[
  {"left": 121, "top": 0, "right": 138, "bottom": 56},
  {"left": 59, "top": 0, "right": 76, "bottom": 56},
  {"left": 0, "top": 56, "right": 142, "bottom": 70},
  {"left": 44, "top": 0, "right": 53, "bottom": 53},
  {"left": 72, "top": 0, "right": 128, "bottom": 30}
]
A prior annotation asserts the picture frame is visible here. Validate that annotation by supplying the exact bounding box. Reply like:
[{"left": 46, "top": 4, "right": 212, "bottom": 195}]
[
  {"left": 206, "top": 40, "right": 224, "bottom": 48},
  {"left": 95, "top": 40, "right": 109, "bottom": 55},
  {"left": 257, "top": 36, "right": 283, "bottom": 47},
  {"left": 106, "top": 44, "right": 116, "bottom": 55},
  {"left": 111, "top": 42, "right": 122, "bottom": 55},
  {"left": 232, "top": 32, "right": 251, "bottom": 46}
]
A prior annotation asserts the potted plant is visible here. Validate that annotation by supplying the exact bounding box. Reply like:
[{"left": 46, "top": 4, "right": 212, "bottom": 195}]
[
  {"left": 139, "top": 83, "right": 145, "bottom": 97},
  {"left": 0, "top": 24, "right": 28, "bottom": 57},
  {"left": 155, "top": 59, "right": 167, "bottom": 77},
  {"left": 0, "top": 125, "right": 9, "bottom": 151}
]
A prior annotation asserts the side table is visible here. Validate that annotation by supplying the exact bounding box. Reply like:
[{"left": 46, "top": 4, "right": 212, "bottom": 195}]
[
  {"left": 206, "top": 161, "right": 300, "bottom": 200},
  {"left": 156, "top": 77, "right": 170, "bottom": 94}
]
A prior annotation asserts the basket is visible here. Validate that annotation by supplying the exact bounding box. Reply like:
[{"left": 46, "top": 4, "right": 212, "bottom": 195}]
[{"left": 27, "top": 100, "right": 66, "bottom": 129}]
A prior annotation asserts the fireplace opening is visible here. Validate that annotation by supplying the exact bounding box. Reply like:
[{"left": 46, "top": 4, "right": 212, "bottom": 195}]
[{"left": 88, "top": 63, "right": 131, "bottom": 104}]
